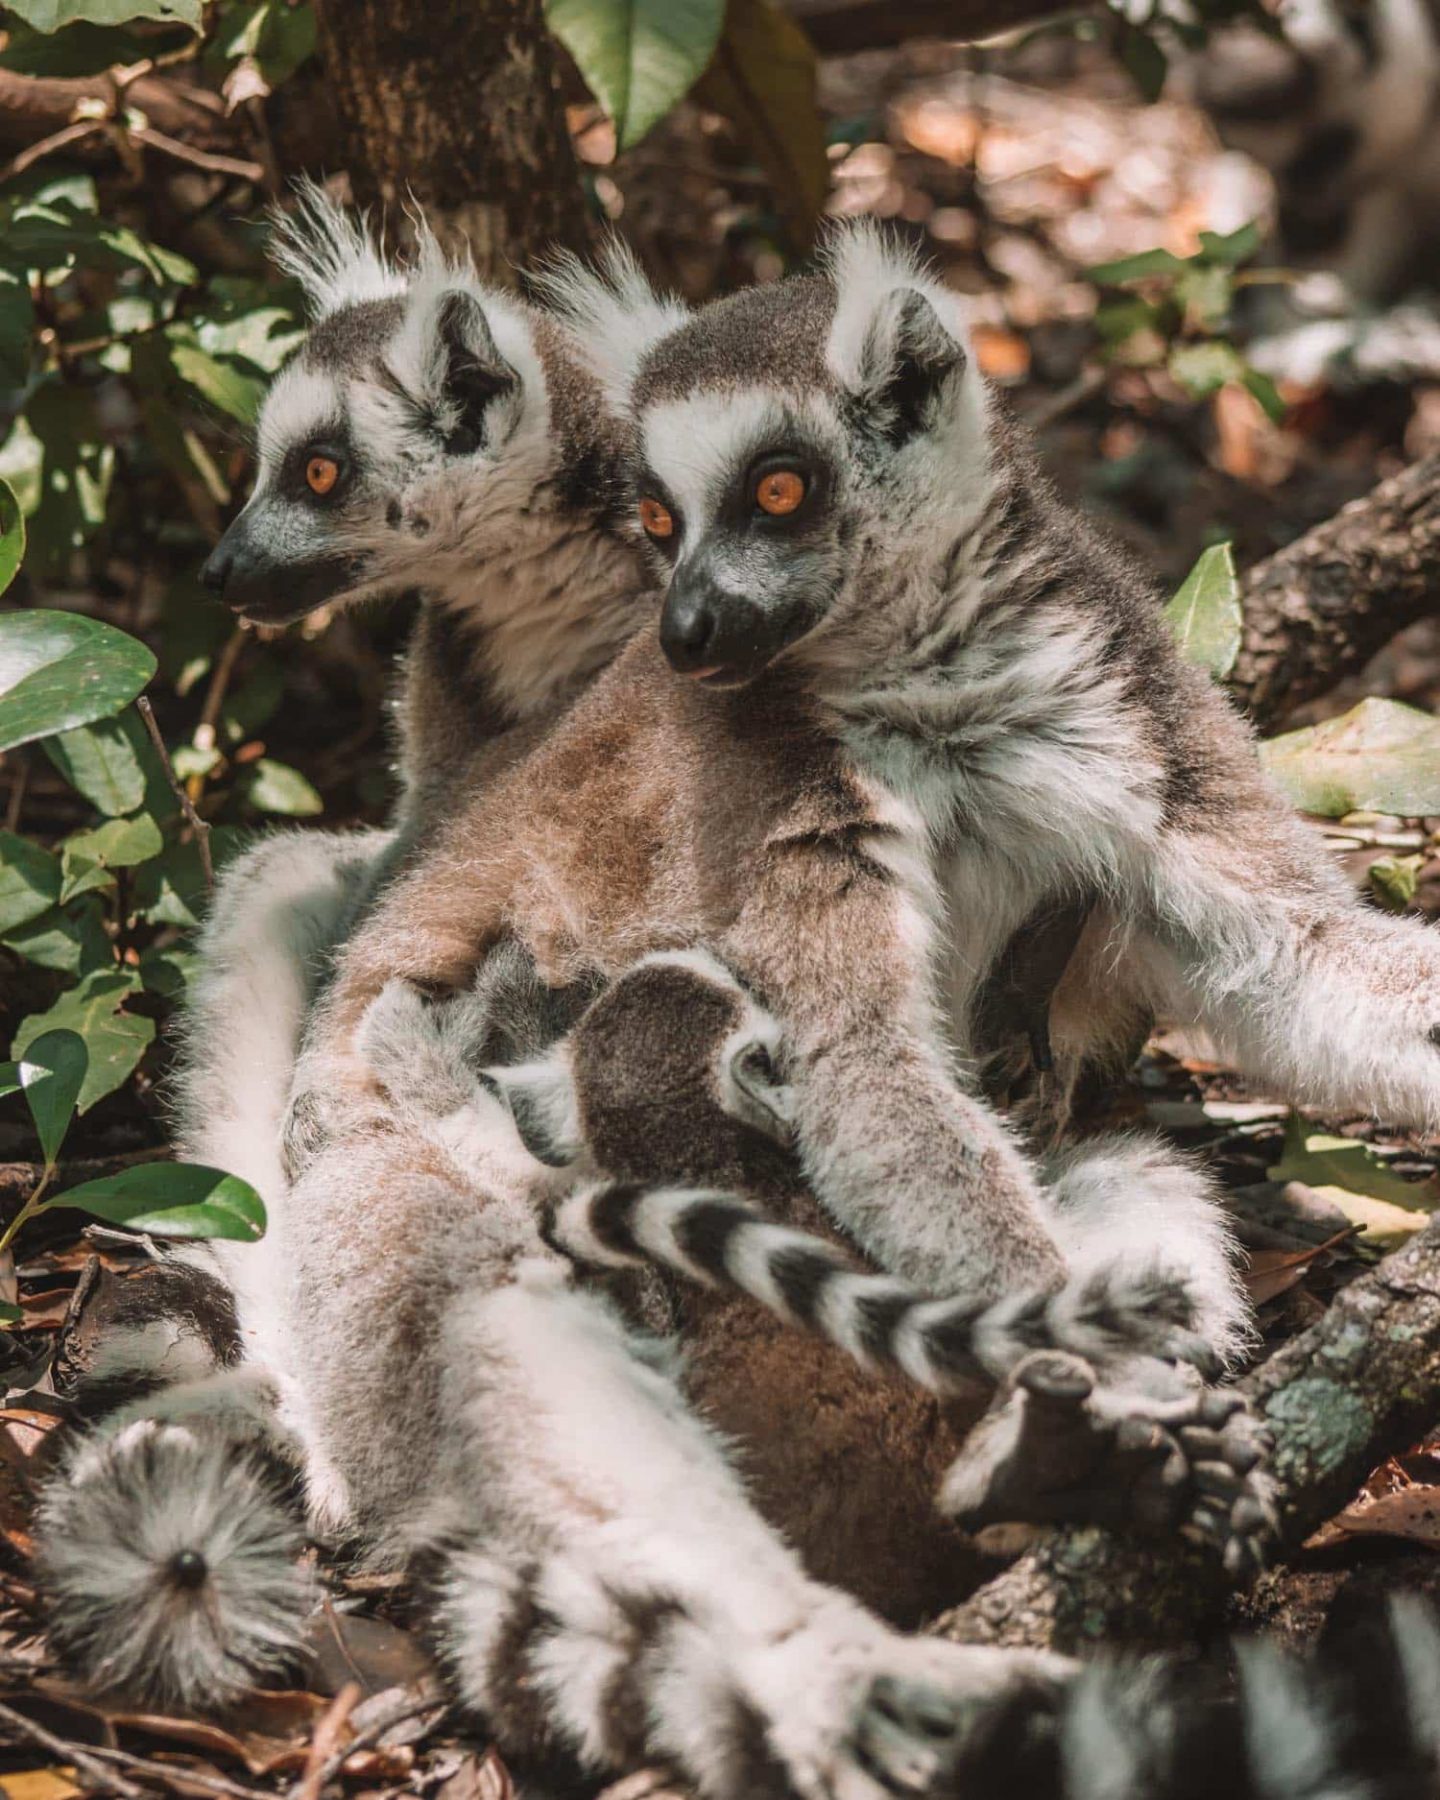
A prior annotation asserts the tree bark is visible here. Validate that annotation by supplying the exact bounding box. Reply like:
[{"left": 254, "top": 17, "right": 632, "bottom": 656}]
[
  {"left": 310, "top": 0, "right": 592, "bottom": 281},
  {"left": 1230, "top": 454, "right": 1440, "bottom": 733},
  {"left": 935, "top": 1214, "right": 1440, "bottom": 1654}
]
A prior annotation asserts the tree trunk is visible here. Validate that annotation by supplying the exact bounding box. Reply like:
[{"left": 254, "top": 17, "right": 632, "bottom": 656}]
[
  {"left": 934, "top": 1213, "right": 1440, "bottom": 1653},
  {"left": 311, "top": 0, "right": 592, "bottom": 281},
  {"left": 1230, "top": 454, "right": 1440, "bottom": 733}
]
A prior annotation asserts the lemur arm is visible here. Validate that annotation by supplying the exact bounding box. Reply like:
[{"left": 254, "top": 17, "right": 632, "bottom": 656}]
[
  {"left": 723, "top": 831, "right": 1069, "bottom": 1302},
  {"left": 1138, "top": 797, "right": 1440, "bottom": 1134}
]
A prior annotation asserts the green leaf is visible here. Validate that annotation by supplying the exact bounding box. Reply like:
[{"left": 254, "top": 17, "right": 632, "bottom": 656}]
[
  {"left": 0, "top": 19, "right": 172, "bottom": 74},
  {"left": 13, "top": 968, "right": 153, "bottom": 1112},
  {"left": 59, "top": 811, "right": 163, "bottom": 902},
  {"left": 1243, "top": 366, "right": 1287, "bottom": 425},
  {"left": 1168, "top": 338, "right": 1245, "bottom": 398},
  {"left": 1268, "top": 1114, "right": 1440, "bottom": 1249},
  {"left": 0, "top": 479, "right": 23, "bottom": 601},
  {"left": 17, "top": 1027, "right": 87, "bottom": 1165},
  {"left": 1165, "top": 541, "right": 1242, "bottom": 680},
  {"left": 546, "top": 0, "right": 725, "bottom": 148},
  {"left": 1197, "top": 221, "right": 1261, "bottom": 266},
  {"left": 1369, "top": 853, "right": 1424, "bottom": 913},
  {"left": 46, "top": 1162, "right": 266, "bottom": 1241},
  {"left": 15, "top": 383, "right": 114, "bottom": 574},
  {"left": 1260, "top": 697, "right": 1440, "bottom": 819},
  {"left": 0, "top": 830, "right": 62, "bottom": 933},
  {"left": 0, "top": 1063, "right": 19, "bottom": 1099},
  {"left": 2, "top": 895, "right": 113, "bottom": 975},
  {"left": 0, "top": 1299, "right": 21, "bottom": 1325},
  {"left": 1086, "top": 246, "right": 1187, "bottom": 284},
  {"left": 43, "top": 713, "right": 151, "bottom": 815},
  {"left": 0, "top": 611, "right": 156, "bottom": 754},
  {"left": 137, "top": 941, "right": 196, "bottom": 1000},
  {"left": 1116, "top": 19, "right": 1168, "bottom": 101},
  {"left": 693, "top": 0, "right": 827, "bottom": 248},
  {"left": 4, "top": 1, "right": 200, "bottom": 36},
  {"left": 132, "top": 823, "right": 243, "bottom": 928},
  {"left": 167, "top": 335, "right": 266, "bottom": 424},
  {"left": 243, "top": 757, "right": 323, "bottom": 817}
]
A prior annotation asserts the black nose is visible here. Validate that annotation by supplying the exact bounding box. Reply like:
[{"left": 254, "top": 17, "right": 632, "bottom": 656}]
[
  {"left": 660, "top": 587, "right": 720, "bottom": 674},
  {"left": 199, "top": 542, "right": 232, "bottom": 595}
]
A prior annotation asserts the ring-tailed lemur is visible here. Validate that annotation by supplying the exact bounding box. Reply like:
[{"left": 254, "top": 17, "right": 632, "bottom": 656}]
[
  {"left": 354, "top": 950, "right": 1274, "bottom": 1584},
  {"left": 31, "top": 192, "right": 669, "bottom": 1715},
  {"left": 1192, "top": 0, "right": 1440, "bottom": 308}
]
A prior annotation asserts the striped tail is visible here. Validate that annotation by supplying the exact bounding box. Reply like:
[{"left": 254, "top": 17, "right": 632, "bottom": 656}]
[{"left": 547, "top": 1182, "right": 1207, "bottom": 1393}]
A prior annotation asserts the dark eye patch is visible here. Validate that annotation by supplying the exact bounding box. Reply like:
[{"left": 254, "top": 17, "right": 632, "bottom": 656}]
[{"left": 280, "top": 421, "right": 355, "bottom": 505}]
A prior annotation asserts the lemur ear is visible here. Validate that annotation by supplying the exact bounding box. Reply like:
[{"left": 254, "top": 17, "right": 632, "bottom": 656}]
[
  {"left": 718, "top": 1030, "right": 794, "bottom": 1147},
  {"left": 855, "top": 287, "right": 966, "bottom": 445},
  {"left": 428, "top": 289, "right": 518, "bottom": 456},
  {"left": 482, "top": 1052, "right": 583, "bottom": 1168}
]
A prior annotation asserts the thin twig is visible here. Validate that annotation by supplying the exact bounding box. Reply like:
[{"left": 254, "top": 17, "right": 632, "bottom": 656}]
[
  {"left": 0, "top": 121, "right": 104, "bottom": 187},
  {"left": 197, "top": 626, "right": 247, "bottom": 742},
  {"left": 287, "top": 1690, "right": 448, "bottom": 1800},
  {"left": 129, "top": 127, "right": 264, "bottom": 184},
  {"left": 81, "top": 1742, "right": 275, "bottom": 1800},
  {"left": 137, "top": 696, "right": 213, "bottom": 895},
  {"left": 290, "top": 1681, "right": 362, "bottom": 1800},
  {"left": 0, "top": 1698, "right": 145, "bottom": 1799}
]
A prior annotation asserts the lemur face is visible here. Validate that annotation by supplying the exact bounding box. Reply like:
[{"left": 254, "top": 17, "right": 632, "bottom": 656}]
[
  {"left": 625, "top": 237, "right": 981, "bottom": 687},
  {"left": 200, "top": 205, "right": 549, "bottom": 625}
]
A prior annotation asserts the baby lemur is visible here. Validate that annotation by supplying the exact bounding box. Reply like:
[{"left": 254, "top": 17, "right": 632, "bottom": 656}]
[{"left": 355, "top": 948, "right": 1272, "bottom": 1606}]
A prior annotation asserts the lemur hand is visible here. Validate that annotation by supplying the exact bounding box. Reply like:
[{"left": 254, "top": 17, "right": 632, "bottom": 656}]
[{"left": 939, "top": 1350, "right": 1276, "bottom": 1576}]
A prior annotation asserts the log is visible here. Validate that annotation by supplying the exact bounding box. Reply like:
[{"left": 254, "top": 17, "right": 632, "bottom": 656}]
[
  {"left": 1230, "top": 453, "right": 1440, "bottom": 733},
  {"left": 935, "top": 1213, "right": 1440, "bottom": 1653}
]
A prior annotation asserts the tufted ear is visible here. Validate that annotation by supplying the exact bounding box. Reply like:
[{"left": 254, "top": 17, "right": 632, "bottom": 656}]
[
  {"left": 850, "top": 286, "right": 966, "bottom": 445},
  {"left": 529, "top": 238, "right": 687, "bottom": 412},
  {"left": 414, "top": 288, "right": 519, "bottom": 455},
  {"left": 482, "top": 1051, "right": 582, "bottom": 1168},
  {"left": 269, "top": 178, "right": 402, "bottom": 318}
]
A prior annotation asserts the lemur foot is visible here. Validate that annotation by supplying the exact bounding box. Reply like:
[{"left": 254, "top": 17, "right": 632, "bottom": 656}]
[
  {"left": 939, "top": 1350, "right": 1276, "bottom": 1572},
  {"left": 743, "top": 1615, "right": 1071, "bottom": 1800}
]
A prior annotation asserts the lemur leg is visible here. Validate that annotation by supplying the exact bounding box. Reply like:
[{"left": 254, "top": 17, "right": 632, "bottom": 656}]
[
  {"left": 424, "top": 1265, "right": 1071, "bottom": 1800},
  {"left": 1143, "top": 819, "right": 1440, "bottom": 1131}
]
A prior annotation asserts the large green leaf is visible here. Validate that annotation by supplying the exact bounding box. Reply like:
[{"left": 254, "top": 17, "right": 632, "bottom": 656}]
[
  {"left": 132, "top": 824, "right": 244, "bottom": 929},
  {"left": 167, "top": 336, "right": 266, "bottom": 424},
  {"left": 4, "top": 1, "right": 200, "bottom": 34},
  {"left": 0, "top": 611, "right": 155, "bottom": 753},
  {"left": 1165, "top": 541, "right": 1241, "bottom": 681},
  {"left": 48, "top": 1162, "right": 266, "bottom": 1240},
  {"left": 694, "top": 0, "right": 827, "bottom": 249},
  {"left": 1261, "top": 697, "right": 1440, "bottom": 819},
  {"left": 1269, "top": 1115, "right": 1440, "bottom": 1250},
  {"left": 547, "top": 0, "right": 724, "bottom": 148},
  {"left": 14, "top": 968, "right": 153, "bottom": 1112},
  {"left": 0, "top": 1063, "right": 19, "bottom": 1100},
  {"left": 0, "top": 479, "right": 22, "bottom": 601},
  {"left": 43, "top": 713, "right": 151, "bottom": 815},
  {"left": 0, "top": 830, "right": 62, "bottom": 934},
  {"left": 18, "top": 1028, "right": 88, "bottom": 1165}
]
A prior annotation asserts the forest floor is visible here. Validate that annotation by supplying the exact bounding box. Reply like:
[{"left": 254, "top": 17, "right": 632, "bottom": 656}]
[{"left": 2, "top": 29, "right": 1440, "bottom": 1800}]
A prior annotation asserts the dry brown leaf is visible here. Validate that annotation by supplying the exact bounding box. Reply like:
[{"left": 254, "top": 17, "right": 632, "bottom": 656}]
[
  {"left": 1243, "top": 1227, "right": 1358, "bottom": 1307},
  {"left": 0, "top": 1772, "right": 83, "bottom": 1800},
  {"left": 1332, "top": 1485, "right": 1440, "bottom": 1548},
  {"left": 304, "top": 1605, "right": 433, "bottom": 1699}
]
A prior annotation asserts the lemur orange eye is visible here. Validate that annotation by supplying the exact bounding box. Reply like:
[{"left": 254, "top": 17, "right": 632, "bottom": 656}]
[
  {"left": 755, "top": 469, "right": 805, "bottom": 516},
  {"left": 306, "top": 455, "right": 340, "bottom": 497},
  {"left": 639, "top": 496, "right": 674, "bottom": 539}
]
